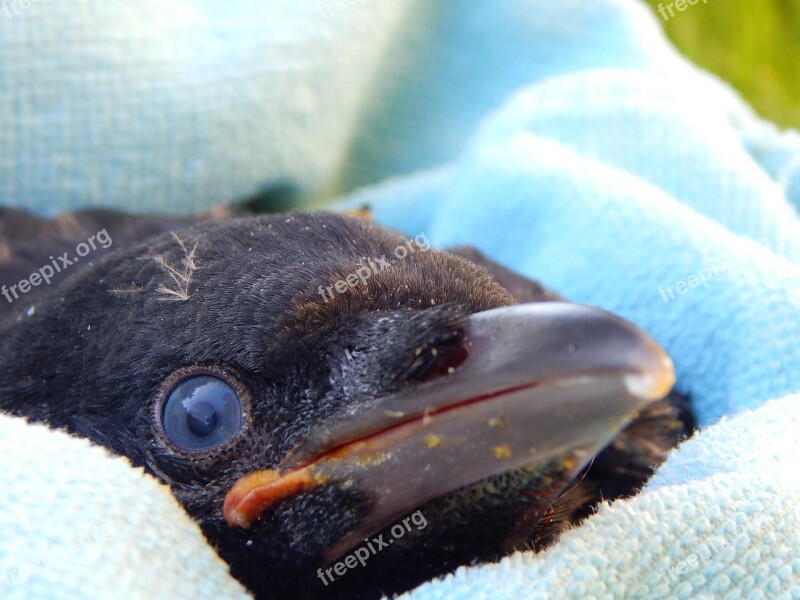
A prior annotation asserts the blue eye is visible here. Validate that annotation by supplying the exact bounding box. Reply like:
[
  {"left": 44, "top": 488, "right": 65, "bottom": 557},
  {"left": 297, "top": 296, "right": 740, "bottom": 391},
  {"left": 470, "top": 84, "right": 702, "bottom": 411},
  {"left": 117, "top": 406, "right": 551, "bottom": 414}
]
[{"left": 161, "top": 375, "right": 245, "bottom": 451}]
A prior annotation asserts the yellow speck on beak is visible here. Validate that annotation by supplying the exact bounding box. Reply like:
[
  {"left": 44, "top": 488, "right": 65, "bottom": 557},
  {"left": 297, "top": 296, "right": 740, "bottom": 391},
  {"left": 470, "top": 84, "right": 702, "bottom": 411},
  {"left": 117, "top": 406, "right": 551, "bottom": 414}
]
[
  {"left": 492, "top": 444, "right": 513, "bottom": 459},
  {"left": 314, "top": 473, "right": 331, "bottom": 485},
  {"left": 425, "top": 434, "right": 442, "bottom": 449}
]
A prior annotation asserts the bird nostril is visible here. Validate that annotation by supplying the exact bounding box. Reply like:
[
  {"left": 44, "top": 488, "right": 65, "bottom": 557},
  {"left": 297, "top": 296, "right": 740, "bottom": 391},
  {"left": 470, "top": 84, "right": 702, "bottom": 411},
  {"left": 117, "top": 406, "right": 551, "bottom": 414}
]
[{"left": 415, "top": 343, "right": 470, "bottom": 383}]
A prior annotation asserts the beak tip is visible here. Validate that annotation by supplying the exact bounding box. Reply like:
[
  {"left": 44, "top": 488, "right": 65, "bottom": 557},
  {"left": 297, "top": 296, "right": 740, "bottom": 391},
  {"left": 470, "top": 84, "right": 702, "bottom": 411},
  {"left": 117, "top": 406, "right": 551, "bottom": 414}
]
[{"left": 622, "top": 349, "right": 676, "bottom": 402}]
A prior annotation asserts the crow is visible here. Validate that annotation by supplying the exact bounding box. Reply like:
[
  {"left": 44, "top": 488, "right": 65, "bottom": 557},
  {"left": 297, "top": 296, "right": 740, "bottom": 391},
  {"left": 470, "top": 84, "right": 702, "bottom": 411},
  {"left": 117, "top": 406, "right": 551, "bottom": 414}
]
[{"left": 0, "top": 207, "right": 693, "bottom": 599}]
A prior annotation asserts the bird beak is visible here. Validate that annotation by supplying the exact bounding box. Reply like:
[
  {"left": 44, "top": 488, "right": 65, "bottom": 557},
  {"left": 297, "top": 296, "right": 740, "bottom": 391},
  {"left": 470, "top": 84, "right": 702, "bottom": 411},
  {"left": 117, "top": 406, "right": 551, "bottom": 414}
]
[{"left": 223, "top": 303, "right": 675, "bottom": 559}]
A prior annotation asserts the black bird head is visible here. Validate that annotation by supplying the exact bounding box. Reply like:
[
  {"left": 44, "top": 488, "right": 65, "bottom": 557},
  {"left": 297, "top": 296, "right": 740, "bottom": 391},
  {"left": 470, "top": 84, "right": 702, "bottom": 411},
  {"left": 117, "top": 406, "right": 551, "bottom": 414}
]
[{"left": 0, "top": 212, "right": 679, "bottom": 599}]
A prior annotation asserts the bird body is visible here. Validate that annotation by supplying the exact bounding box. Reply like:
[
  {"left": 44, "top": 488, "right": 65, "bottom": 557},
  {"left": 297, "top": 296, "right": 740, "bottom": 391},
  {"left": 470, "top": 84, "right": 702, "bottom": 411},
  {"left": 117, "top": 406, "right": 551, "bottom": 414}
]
[{"left": 0, "top": 208, "right": 692, "bottom": 599}]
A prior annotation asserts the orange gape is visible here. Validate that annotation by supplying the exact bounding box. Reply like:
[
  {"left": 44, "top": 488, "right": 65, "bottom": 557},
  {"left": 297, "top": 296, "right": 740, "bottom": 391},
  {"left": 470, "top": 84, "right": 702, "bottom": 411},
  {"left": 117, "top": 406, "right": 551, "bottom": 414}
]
[{"left": 224, "top": 468, "right": 317, "bottom": 528}]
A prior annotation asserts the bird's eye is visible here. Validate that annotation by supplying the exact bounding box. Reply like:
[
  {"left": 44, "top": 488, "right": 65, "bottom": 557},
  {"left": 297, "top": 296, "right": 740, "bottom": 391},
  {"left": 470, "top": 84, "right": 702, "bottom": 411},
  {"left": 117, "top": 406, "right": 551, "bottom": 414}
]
[{"left": 159, "top": 372, "right": 246, "bottom": 452}]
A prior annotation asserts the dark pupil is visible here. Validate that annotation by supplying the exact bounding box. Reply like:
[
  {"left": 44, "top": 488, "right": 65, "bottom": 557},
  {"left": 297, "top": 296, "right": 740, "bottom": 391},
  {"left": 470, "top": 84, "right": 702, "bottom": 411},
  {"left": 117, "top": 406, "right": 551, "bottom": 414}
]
[
  {"left": 187, "top": 401, "right": 219, "bottom": 437},
  {"left": 162, "top": 374, "right": 243, "bottom": 451}
]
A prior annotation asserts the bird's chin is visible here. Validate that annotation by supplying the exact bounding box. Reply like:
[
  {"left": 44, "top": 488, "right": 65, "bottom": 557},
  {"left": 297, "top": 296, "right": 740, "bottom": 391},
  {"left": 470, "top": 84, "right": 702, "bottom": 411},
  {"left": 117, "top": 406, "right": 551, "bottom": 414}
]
[
  {"left": 234, "top": 452, "right": 614, "bottom": 600},
  {"left": 214, "top": 463, "right": 580, "bottom": 600}
]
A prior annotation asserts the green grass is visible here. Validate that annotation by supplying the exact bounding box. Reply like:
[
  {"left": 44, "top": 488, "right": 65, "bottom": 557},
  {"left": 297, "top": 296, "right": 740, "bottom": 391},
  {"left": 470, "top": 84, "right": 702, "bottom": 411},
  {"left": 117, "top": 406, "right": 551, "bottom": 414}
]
[{"left": 644, "top": 0, "right": 800, "bottom": 130}]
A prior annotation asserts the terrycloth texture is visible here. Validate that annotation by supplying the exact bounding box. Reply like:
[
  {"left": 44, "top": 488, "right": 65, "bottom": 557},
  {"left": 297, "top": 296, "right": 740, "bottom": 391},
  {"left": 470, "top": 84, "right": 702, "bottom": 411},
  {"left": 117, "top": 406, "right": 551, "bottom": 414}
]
[
  {"left": 0, "top": 414, "right": 250, "bottom": 600},
  {"left": 0, "top": 1, "right": 411, "bottom": 214},
  {"left": 2, "top": 0, "right": 800, "bottom": 598}
]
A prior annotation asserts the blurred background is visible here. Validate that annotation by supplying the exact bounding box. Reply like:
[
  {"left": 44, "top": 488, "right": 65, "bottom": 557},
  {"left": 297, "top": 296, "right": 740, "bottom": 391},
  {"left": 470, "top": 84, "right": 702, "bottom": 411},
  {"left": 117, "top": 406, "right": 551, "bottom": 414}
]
[{"left": 644, "top": 0, "right": 800, "bottom": 129}]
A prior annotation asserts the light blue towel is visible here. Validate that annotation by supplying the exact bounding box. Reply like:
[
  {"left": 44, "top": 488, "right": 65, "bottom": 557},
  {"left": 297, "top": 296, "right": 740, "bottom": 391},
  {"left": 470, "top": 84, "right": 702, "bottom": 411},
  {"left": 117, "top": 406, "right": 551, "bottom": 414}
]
[
  {"left": 1, "top": 0, "right": 799, "bottom": 598},
  {"left": 0, "top": 415, "right": 250, "bottom": 600}
]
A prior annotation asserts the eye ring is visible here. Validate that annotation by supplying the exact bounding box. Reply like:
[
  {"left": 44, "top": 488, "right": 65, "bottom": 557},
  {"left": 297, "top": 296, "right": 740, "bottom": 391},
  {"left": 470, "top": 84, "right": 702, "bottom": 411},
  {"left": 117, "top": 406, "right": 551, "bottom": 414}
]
[{"left": 151, "top": 365, "right": 251, "bottom": 458}]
